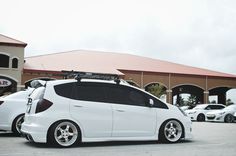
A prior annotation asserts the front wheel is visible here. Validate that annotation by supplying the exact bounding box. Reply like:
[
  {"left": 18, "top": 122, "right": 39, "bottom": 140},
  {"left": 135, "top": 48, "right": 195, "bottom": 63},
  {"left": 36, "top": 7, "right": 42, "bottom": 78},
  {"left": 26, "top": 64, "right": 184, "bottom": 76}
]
[
  {"left": 48, "top": 121, "right": 80, "bottom": 147},
  {"left": 197, "top": 114, "right": 205, "bottom": 122},
  {"left": 12, "top": 114, "right": 24, "bottom": 136},
  {"left": 159, "top": 120, "right": 183, "bottom": 143},
  {"left": 224, "top": 114, "right": 234, "bottom": 123}
]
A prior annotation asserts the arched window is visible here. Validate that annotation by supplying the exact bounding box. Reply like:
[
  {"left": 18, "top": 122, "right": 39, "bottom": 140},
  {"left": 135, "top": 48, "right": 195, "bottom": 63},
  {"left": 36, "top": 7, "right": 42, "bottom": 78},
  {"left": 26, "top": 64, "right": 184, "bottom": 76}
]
[
  {"left": 12, "top": 58, "right": 18, "bottom": 68},
  {"left": 0, "top": 54, "right": 10, "bottom": 68}
]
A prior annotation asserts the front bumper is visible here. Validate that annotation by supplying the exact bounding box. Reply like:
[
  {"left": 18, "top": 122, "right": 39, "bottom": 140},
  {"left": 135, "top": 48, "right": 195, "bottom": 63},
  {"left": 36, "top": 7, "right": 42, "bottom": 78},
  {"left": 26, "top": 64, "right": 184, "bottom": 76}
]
[{"left": 206, "top": 114, "right": 224, "bottom": 122}]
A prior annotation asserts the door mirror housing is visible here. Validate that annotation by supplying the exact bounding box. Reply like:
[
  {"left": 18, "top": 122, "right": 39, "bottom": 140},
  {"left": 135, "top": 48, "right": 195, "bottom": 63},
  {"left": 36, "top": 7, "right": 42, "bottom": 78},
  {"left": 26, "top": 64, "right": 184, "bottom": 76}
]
[{"left": 149, "top": 99, "right": 154, "bottom": 107}]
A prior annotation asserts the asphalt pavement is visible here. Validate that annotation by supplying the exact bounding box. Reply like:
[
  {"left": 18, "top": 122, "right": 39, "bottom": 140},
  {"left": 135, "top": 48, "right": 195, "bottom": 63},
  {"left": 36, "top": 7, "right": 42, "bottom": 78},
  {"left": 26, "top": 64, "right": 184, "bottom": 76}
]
[{"left": 0, "top": 122, "right": 236, "bottom": 156}]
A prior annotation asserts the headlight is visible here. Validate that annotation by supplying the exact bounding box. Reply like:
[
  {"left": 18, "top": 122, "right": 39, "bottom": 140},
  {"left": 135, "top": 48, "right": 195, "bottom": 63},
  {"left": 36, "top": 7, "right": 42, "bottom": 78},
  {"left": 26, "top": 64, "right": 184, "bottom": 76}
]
[
  {"left": 188, "top": 111, "right": 197, "bottom": 114},
  {"left": 218, "top": 112, "right": 225, "bottom": 115}
]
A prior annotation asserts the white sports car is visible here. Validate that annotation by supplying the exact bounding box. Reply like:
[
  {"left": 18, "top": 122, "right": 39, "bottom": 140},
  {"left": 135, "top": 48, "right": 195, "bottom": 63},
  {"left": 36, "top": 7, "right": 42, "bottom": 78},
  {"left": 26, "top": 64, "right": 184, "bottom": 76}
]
[
  {"left": 206, "top": 104, "right": 236, "bottom": 123},
  {"left": 185, "top": 104, "right": 225, "bottom": 121},
  {"left": 0, "top": 80, "right": 46, "bottom": 135}
]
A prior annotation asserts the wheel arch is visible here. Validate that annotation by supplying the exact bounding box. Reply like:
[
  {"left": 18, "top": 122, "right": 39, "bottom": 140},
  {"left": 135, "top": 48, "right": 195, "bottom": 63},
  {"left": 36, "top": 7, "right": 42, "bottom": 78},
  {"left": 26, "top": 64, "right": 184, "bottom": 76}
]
[
  {"left": 46, "top": 119, "right": 82, "bottom": 143},
  {"left": 159, "top": 118, "right": 185, "bottom": 139},
  {"left": 11, "top": 113, "right": 25, "bottom": 131}
]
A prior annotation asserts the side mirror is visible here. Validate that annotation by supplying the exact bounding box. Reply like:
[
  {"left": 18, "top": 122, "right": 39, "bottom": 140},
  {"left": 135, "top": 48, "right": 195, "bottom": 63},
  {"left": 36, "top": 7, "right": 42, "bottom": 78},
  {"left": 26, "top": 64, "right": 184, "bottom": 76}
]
[{"left": 149, "top": 99, "right": 154, "bottom": 107}]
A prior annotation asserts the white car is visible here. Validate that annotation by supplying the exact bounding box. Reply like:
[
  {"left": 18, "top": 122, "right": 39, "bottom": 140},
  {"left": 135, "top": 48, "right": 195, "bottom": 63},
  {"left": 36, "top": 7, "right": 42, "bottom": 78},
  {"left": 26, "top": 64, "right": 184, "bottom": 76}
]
[
  {"left": 0, "top": 80, "right": 46, "bottom": 135},
  {"left": 0, "top": 88, "right": 34, "bottom": 135},
  {"left": 206, "top": 104, "right": 236, "bottom": 123},
  {"left": 185, "top": 104, "right": 225, "bottom": 121},
  {"left": 21, "top": 72, "right": 192, "bottom": 147}
]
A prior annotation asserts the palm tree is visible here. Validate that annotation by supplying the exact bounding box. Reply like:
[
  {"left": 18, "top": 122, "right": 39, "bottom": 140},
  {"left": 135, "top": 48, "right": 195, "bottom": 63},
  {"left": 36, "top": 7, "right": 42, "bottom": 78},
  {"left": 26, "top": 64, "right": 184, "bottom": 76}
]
[{"left": 145, "top": 83, "right": 166, "bottom": 98}]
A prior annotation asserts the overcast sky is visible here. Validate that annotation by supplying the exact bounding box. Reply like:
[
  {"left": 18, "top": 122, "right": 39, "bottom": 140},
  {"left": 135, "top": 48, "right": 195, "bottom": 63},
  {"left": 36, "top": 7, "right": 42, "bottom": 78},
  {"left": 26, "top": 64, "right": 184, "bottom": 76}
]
[{"left": 1, "top": 0, "right": 236, "bottom": 101}]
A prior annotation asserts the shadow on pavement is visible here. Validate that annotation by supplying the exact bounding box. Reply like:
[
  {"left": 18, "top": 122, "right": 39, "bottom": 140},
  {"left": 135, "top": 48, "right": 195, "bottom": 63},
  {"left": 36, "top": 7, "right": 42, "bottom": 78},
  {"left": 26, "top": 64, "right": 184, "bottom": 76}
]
[{"left": 23, "top": 139, "right": 193, "bottom": 149}]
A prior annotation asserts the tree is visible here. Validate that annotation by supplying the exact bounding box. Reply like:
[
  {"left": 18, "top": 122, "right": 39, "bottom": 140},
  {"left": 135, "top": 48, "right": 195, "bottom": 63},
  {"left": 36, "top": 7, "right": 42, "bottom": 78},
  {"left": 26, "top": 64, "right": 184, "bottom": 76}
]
[
  {"left": 146, "top": 84, "right": 166, "bottom": 98},
  {"left": 176, "top": 94, "right": 185, "bottom": 106},
  {"left": 187, "top": 95, "right": 197, "bottom": 107}
]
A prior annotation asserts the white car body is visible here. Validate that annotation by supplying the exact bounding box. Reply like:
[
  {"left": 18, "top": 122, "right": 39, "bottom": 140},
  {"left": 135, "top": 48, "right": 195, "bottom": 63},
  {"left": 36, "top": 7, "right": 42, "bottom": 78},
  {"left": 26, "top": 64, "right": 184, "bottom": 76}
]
[
  {"left": 206, "top": 104, "right": 236, "bottom": 123},
  {"left": 0, "top": 88, "right": 33, "bottom": 133},
  {"left": 185, "top": 104, "right": 225, "bottom": 121},
  {"left": 21, "top": 78, "right": 192, "bottom": 147}
]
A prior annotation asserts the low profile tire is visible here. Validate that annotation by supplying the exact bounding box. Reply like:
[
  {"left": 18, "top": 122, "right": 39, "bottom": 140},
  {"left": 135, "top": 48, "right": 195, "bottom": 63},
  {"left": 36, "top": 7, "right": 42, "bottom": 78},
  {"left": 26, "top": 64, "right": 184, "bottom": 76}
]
[
  {"left": 48, "top": 121, "right": 80, "bottom": 147},
  {"left": 159, "top": 120, "right": 183, "bottom": 143},
  {"left": 197, "top": 114, "right": 205, "bottom": 122},
  {"left": 12, "top": 114, "right": 24, "bottom": 136},
  {"left": 224, "top": 114, "right": 234, "bottom": 123}
]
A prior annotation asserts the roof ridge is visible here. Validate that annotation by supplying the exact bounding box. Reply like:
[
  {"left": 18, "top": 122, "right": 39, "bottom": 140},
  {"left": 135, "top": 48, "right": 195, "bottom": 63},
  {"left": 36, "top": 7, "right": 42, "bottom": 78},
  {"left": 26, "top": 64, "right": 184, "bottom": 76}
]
[{"left": 0, "top": 34, "right": 27, "bottom": 45}]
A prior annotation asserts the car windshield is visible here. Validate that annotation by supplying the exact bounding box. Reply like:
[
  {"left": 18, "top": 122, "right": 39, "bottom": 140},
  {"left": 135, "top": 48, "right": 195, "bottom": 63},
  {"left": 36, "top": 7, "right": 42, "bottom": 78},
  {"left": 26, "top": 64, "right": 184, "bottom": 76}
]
[
  {"left": 193, "top": 105, "right": 206, "bottom": 110},
  {"left": 224, "top": 105, "right": 236, "bottom": 110}
]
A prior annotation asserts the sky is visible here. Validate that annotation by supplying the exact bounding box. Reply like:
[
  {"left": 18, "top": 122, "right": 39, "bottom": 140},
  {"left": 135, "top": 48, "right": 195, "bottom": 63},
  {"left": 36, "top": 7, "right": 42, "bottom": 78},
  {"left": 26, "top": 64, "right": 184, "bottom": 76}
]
[{"left": 0, "top": 0, "right": 236, "bottom": 102}]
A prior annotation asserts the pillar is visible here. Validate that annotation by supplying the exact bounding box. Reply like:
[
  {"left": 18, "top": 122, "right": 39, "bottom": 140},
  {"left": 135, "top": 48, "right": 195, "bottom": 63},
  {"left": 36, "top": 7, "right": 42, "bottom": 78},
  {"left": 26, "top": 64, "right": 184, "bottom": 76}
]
[
  {"left": 218, "top": 93, "right": 226, "bottom": 105},
  {"left": 204, "top": 91, "right": 209, "bottom": 104},
  {"left": 166, "top": 90, "right": 173, "bottom": 104}
]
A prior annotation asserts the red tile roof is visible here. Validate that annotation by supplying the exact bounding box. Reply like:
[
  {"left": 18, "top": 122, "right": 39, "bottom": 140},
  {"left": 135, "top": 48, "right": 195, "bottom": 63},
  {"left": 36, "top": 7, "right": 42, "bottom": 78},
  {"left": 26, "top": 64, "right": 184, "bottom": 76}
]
[
  {"left": 24, "top": 50, "right": 236, "bottom": 78},
  {"left": 0, "top": 34, "right": 27, "bottom": 47}
]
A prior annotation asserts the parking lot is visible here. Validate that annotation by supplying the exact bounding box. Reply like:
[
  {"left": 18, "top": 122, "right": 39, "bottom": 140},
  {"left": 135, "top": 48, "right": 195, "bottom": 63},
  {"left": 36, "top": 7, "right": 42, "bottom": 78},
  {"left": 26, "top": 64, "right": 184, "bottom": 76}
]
[{"left": 0, "top": 122, "right": 236, "bottom": 156}]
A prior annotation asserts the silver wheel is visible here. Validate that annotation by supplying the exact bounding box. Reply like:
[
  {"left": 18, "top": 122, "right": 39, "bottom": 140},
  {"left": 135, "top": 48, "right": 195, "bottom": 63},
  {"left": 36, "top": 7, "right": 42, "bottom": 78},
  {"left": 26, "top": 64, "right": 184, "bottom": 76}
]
[
  {"left": 54, "top": 122, "right": 78, "bottom": 147},
  {"left": 16, "top": 115, "right": 24, "bottom": 134},
  {"left": 164, "top": 120, "right": 182, "bottom": 142}
]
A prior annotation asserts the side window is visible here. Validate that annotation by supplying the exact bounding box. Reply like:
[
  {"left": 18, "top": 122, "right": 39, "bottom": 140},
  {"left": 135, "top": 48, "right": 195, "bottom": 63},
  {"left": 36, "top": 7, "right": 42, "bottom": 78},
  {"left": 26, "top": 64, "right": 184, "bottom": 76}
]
[
  {"left": 0, "top": 54, "right": 9, "bottom": 68},
  {"left": 213, "top": 105, "right": 225, "bottom": 109},
  {"left": 54, "top": 82, "right": 74, "bottom": 98},
  {"left": 73, "top": 83, "right": 107, "bottom": 103},
  {"left": 107, "top": 85, "right": 147, "bottom": 107}
]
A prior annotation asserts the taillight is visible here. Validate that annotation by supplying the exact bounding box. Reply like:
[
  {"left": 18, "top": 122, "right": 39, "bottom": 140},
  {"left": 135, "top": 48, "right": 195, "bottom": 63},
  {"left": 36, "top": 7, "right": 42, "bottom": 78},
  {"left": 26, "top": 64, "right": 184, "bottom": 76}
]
[
  {"left": 0, "top": 101, "right": 4, "bottom": 105},
  {"left": 35, "top": 99, "right": 53, "bottom": 113}
]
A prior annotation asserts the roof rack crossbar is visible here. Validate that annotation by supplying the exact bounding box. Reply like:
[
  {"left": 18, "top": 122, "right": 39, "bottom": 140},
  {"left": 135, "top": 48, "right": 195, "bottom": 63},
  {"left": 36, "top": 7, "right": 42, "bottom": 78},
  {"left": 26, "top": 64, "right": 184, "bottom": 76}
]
[{"left": 74, "top": 72, "right": 120, "bottom": 83}]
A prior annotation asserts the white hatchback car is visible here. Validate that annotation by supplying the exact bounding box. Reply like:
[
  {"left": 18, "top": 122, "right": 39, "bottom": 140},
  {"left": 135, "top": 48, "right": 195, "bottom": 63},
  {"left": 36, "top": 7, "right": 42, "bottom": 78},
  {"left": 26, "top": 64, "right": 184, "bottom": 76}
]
[
  {"left": 21, "top": 73, "right": 192, "bottom": 147},
  {"left": 206, "top": 104, "right": 236, "bottom": 123},
  {"left": 0, "top": 88, "right": 34, "bottom": 135},
  {"left": 185, "top": 104, "right": 225, "bottom": 121}
]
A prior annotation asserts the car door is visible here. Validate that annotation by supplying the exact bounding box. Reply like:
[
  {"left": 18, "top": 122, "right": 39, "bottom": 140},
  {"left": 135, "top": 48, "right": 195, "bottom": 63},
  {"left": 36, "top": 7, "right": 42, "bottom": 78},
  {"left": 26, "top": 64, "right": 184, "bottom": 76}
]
[
  {"left": 69, "top": 82, "right": 113, "bottom": 138},
  {"left": 107, "top": 85, "right": 157, "bottom": 137}
]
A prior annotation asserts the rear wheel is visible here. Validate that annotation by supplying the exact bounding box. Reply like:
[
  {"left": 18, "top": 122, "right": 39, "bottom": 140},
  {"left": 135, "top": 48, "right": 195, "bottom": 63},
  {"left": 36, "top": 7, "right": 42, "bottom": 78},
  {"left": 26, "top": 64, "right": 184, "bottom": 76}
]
[
  {"left": 224, "top": 114, "right": 234, "bottom": 123},
  {"left": 159, "top": 120, "right": 183, "bottom": 143},
  {"left": 48, "top": 121, "right": 80, "bottom": 147},
  {"left": 12, "top": 114, "right": 24, "bottom": 136},
  {"left": 197, "top": 114, "right": 205, "bottom": 122}
]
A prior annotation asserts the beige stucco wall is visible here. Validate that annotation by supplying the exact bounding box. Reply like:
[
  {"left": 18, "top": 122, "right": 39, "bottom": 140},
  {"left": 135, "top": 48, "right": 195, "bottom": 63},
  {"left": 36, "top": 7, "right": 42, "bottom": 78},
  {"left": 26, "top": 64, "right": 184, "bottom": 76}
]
[{"left": 0, "top": 45, "right": 25, "bottom": 89}]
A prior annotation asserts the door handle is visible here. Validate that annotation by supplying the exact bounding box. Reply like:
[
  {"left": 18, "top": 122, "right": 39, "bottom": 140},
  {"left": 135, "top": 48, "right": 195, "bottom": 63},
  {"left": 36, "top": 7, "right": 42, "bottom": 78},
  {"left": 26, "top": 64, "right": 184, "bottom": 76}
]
[
  {"left": 74, "top": 105, "right": 83, "bottom": 108},
  {"left": 116, "top": 109, "right": 125, "bottom": 112}
]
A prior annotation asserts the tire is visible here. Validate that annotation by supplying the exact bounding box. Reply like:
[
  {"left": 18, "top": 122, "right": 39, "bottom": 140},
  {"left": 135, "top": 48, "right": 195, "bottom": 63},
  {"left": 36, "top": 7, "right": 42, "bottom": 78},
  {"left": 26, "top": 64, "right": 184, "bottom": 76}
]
[
  {"left": 12, "top": 114, "right": 25, "bottom": 136},
  {"left": 197, "top": 114, "right": 205, "bottom": 122},
  {"left": 47, "top": 121, "right": 80, "bottom": 147},
  {"left": 159, "top": 120, "right": 183, "bottom": 143},
  {"left": 224, "top": 114, "right": 234, "bottom": 123}
]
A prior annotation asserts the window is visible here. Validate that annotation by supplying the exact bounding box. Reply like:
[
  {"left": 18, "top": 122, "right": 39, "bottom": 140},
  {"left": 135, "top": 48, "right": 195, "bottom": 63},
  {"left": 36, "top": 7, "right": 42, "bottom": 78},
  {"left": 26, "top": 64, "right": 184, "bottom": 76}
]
[
  {"left": 12, "top": 58, "right": 18, "bottom": 68},
  {"left": 0, "top": 54, "right": 9, "bottom": 68},
  {"left": 73, "top": 83, "right": 108, "bottom": 103},
  {"left": 107, "top": 85, "right": 147, "bottom": 107},
  {"left": 54, "top": 82, "right": 74, "bottom": 99}
]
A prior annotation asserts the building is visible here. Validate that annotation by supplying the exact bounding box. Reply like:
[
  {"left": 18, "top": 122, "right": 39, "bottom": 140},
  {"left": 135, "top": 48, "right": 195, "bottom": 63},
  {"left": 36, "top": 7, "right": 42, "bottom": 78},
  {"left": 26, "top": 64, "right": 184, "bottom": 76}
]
[
  {"left": 0, "top": 34, "right": 235, "bottom": 104},
  {"left": 0, "top": 34, "right": 27, "bottom": 95},
  {"left": 23, "top": 50, "right": 236, "bottom": 105}
]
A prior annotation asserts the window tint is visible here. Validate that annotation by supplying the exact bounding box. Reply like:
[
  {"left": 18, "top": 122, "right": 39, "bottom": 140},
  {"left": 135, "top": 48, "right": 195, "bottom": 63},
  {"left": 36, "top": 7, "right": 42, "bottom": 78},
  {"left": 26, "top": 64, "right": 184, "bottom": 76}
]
[
  {"left": 73, "top": 83, "right": 107, "bottom": 103},
  {"left": 209, "top": 105, "right": 225, "bottom": 110},
  {"left": 107, "top": 85, "right": 147, "bottom": 106},
  {"left": 0, "top": 54, "right": 9, "bottom": 68},
  {"left": 151, "top": 96, "right": 168, "bottom": 109},
  {"left": 54, "top": 82, "right": 74, "bottom": 99},
  {"left": 12, "top": 58, "right": 18, "bottom": 68}
]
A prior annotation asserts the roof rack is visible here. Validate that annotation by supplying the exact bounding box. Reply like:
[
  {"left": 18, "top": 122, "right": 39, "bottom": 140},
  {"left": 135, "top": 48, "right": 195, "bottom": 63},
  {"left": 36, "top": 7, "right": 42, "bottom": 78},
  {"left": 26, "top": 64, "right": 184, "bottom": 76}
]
[{"left": 75, "top": 72, "right": 120, "bottom": 84}]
